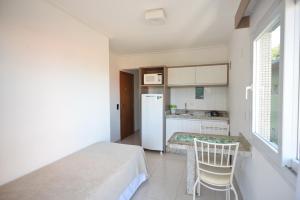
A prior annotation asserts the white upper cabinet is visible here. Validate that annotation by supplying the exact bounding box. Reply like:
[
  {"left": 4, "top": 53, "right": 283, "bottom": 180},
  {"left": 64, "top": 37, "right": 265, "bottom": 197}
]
[
  {"left": 168, "top": 67, "right": 196, "bottom": 86},
  {"left": 195, "top": 65, "right": 228, "bottom": 86},
  {"left": 167, "top": 64, "right": 228, "bottom": 86}
]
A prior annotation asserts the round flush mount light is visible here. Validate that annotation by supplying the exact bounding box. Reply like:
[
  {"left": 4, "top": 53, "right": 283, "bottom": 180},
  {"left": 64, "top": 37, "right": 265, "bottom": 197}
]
[{"left": 144, "top": 8, "right": 166, "bottom": 25}]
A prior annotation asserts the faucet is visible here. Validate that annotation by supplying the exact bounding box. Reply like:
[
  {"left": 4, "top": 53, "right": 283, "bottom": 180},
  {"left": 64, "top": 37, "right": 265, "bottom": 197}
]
[{"left": 184, "top": 103, "right": 188, "bottom": 113}]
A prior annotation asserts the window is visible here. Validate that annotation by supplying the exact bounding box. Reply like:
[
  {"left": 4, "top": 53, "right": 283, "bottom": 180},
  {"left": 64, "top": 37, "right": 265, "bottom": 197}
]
[
  {"left": 283, "top": 0, "right": 300, "bottom": 172},
  {"left": 249, "top": 0, "right": 300, "bottom": 181},
  {"left": 253, "top": 22, "right": 281, "bottom": 150}
]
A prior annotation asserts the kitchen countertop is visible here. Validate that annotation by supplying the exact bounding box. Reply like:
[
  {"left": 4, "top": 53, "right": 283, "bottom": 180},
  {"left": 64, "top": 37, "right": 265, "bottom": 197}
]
[{"left": 165, "top": 110, "right": 229, "bottom": 121}]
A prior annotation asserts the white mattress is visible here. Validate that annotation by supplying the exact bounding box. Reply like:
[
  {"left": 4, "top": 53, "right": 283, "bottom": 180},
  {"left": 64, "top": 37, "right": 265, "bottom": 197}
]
[{"left": 0, "top": 142, "right": 149, "bottom": 200}]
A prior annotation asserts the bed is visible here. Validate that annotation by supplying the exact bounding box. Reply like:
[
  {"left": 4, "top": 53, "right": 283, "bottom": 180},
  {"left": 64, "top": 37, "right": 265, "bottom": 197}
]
[{"left": 0, "top": 142, "right": 149, "bottom": 200}]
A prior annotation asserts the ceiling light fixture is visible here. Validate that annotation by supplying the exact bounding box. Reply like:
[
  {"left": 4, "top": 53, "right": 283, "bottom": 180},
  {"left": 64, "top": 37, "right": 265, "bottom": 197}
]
[{"left": 144, "top": 8, "right": 166, "bottom": 25}]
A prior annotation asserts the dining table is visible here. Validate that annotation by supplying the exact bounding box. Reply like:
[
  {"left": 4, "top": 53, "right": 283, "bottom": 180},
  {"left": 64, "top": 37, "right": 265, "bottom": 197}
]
[{"left": 167, "top": 132, "right": 251, "bottom": 194}]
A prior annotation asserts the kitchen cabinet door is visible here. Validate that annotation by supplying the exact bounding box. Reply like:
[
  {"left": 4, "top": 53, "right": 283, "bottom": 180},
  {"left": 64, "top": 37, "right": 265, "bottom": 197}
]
[
  {"left": 181, "top": 119, "right": 201, "bottom": 133},
  {"left": 201, "top": 120, "right": 229, "bottom": 135},
  {"left": 168, "top": 67, "right": 196, "bottom": 86},
  {"left": 195, "top": 65, "right": 228, "bottom": 86},
  {"left": 166, "top": 119, "right": 183, "bottom": 145}
]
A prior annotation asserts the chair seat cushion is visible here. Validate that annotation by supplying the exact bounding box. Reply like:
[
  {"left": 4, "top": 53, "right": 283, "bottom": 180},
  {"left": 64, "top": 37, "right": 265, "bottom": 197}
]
[{"left": 199, "top": 164, "right": 231, "bottom": 186}]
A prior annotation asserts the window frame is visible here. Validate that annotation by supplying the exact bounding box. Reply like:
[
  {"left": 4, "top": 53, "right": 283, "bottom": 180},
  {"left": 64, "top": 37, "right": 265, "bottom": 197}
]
[
  {"left": 252, "top": 20, "right": 282, "bottom": 152},
  {"left": 250, "top": 0, "right": 283, "bottom": 166},
  {"left": 281, "top": 0, "right": 300, "bottom": 172},
  {"left": 249, "top": 0, "right": 299, "bottom": 185},
  {"left": 295, "top": 0, "right": 300, "bottom": 163}
]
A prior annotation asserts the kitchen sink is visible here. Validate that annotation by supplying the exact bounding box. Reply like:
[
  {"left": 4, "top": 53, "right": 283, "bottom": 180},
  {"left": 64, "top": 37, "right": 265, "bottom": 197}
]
[
  {"left": 179, "top": 113, "right": 192, "bottom": 116},
  {"left": 174, "top": 112, "right": 205, "bottom": 117}
]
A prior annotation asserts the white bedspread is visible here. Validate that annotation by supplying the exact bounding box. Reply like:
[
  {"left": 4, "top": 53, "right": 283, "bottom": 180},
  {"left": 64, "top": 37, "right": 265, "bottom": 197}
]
[{"left": 0, "top": 142, "right": 148, "bottom": 200}]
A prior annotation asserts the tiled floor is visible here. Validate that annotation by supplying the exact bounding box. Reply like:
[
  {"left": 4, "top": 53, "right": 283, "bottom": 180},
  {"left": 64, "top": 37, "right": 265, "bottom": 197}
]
[
  {"left": 120, "top": 133, "right": 227, "bottom": 200},
  {"left": 120, "top": 132, "right": 141, "bottom": 146}
]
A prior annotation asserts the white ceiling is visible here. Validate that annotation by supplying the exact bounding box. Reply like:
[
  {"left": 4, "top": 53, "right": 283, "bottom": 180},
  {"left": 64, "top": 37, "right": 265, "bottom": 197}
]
[{"left": 49, "top": 0, "right": 235, "bottom": 54}]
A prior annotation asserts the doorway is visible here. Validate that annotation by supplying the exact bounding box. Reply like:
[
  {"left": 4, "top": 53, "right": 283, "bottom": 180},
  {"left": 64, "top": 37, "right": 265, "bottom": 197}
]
[
  {"left": 120, "top": 71, "right": 134, "bottom": 140},
  {"left": 119, "top": 69, "right": 141, "bottom": 145}
]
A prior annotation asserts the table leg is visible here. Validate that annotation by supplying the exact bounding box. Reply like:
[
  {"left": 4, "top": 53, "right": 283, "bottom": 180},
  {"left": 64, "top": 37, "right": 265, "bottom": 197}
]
[{"left": 186, "top": 148, "right": 196, "bottom": 195}]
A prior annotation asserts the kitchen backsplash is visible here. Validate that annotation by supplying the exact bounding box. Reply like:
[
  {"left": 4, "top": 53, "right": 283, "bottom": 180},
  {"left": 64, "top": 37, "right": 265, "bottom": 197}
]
[{"left": 170, "top": 87, "right": 228, "bottom": 111}]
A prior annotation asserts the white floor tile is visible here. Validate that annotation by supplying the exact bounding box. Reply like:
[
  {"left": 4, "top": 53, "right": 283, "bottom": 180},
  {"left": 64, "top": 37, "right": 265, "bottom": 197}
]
[{"left": 121, "top": 133, "right": 222, "bottom": 200}]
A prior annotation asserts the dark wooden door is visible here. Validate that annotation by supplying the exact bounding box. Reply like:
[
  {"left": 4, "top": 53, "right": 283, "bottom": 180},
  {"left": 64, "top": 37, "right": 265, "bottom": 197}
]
[{"left": 120, "top": 71, "right": 134, "bottom": 140}]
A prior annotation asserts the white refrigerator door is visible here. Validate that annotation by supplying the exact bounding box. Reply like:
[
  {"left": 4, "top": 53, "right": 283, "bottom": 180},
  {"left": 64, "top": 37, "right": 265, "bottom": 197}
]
[{"left": 142, "top": 94, "right": 163, "bottom": 151}]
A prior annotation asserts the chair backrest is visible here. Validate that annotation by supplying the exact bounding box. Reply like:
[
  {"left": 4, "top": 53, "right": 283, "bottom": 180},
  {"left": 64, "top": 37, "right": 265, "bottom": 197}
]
[{"left": 194, "top": 138, "right": 239, "bottom": 183}]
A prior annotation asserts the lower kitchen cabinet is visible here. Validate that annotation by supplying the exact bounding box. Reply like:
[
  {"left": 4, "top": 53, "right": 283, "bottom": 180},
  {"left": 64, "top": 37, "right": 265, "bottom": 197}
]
[
  {"left": 166, "top": 118, "right": 229, "bottom": 145},
  {"left": 200, "top": 120, "right": 229, "bottom": 135},
  {"left": 166, "top": 119, "right": 182, "bottom": 144}
]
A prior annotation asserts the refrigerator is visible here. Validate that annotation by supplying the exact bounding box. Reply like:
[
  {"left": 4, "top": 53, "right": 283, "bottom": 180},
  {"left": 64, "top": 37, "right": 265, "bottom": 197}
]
[{"left": 141, "top": 94, "right": 163, "bottom": 151}]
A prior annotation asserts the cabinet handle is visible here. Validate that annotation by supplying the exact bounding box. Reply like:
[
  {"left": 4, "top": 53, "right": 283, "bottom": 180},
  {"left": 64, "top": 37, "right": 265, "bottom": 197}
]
[{"left": 245, "top": 84, "right": 253, "bottom": 100}]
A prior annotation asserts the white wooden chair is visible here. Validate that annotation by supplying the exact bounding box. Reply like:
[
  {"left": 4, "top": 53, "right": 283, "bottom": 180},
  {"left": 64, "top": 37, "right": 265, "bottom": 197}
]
[{"left": 193, "top": 138, "right": 239, "bottom": 200}]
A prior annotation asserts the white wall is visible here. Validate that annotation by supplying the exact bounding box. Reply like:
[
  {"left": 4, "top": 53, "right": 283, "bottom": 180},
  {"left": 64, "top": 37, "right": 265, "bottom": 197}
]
[
  {"left": 229, "top": 0, "right": 295, "bottom": 199},
  {"left": 228, "top": 28, "right": 251, "bottom": 136},
  {"left": 0, "top": 0, "right": 110, "bottom": 186},
  {"left": 109, "top": 52, "right": 121, "bottom": 142},
  {"left": 116, "top": 45, "right": 229, "bottom": 69},
  {"left": 109, "top": 46, "right": 229, "bottom": 139},
  {"left": 170, "top": 87, "right": 228, "bottom": 111}
]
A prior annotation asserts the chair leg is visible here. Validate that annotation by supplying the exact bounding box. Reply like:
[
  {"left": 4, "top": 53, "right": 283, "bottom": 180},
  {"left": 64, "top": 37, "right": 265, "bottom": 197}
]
[
  {"left": 193, "top": 178, "right": 199, "bottom": 200},
  {"left": 231, "top": 185, "right": 238, "bottom": 200},
  {"left": 226, "top": 186, "right": 230, "bottom": 200},
  {"left": 197, "top": 179, "right": 201, "bottom": 196}
]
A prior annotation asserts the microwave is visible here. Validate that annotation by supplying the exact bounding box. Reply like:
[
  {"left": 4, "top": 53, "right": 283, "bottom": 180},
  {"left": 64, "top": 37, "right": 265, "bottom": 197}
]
[{"left": 144, "top": 73, "right": 163, "bottom": 85}]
